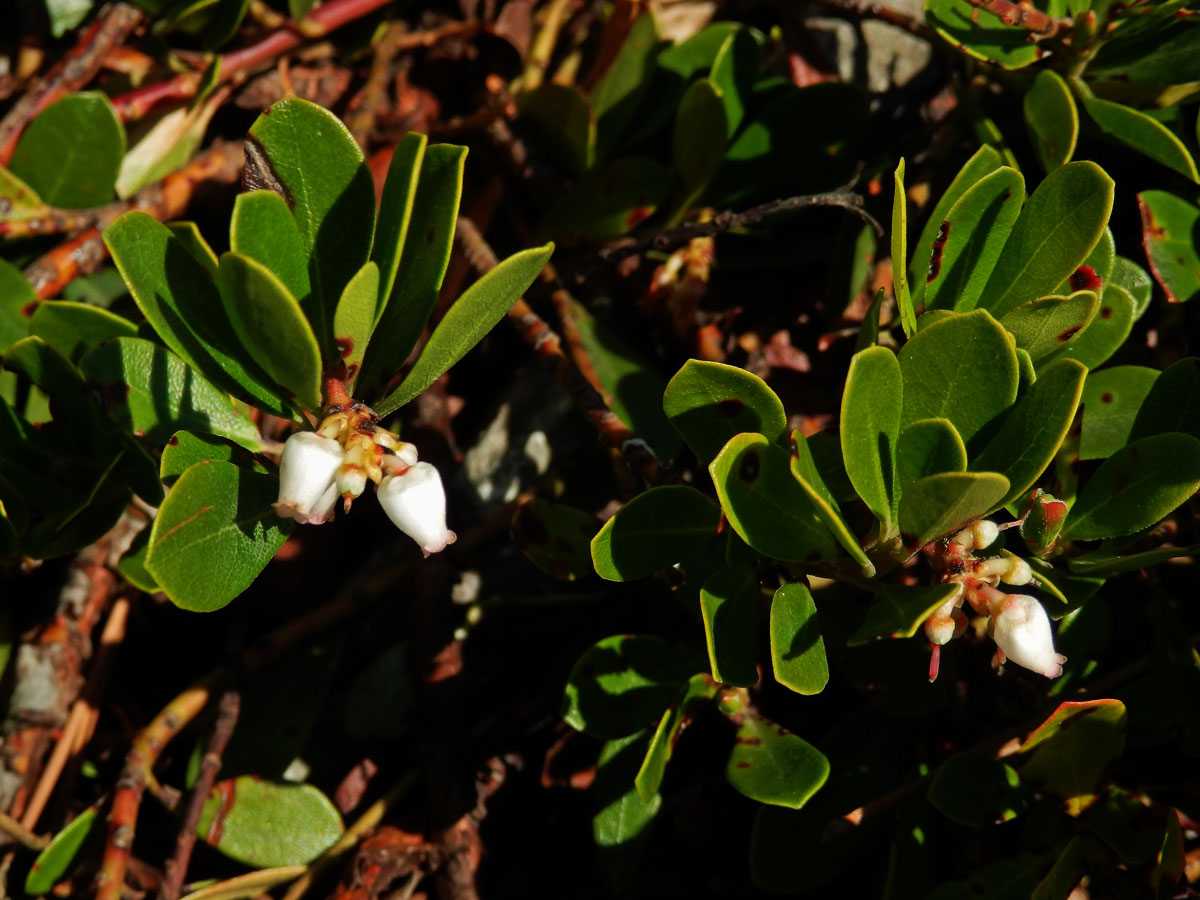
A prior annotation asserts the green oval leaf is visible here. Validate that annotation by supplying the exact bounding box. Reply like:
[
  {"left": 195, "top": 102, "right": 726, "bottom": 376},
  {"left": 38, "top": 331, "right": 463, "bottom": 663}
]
[
  {"left": 594, "top": 730, "right": 660, "bottom": 886},
  {"left": 216, "top": 252, "right": 322, "bottom": 411},
  {"left": 999, "top": 291, "right": 1098, "bottom": 367},
  {"left": 1024, "top": 70, "right": 1078, "bottom": 172},
  {"left": 840, "top": 346, "right": 901, "bottom": 532},
  {"left": 1110, "top": 256, "right": 1153, "bottom": 321},
  {"left": 709, "top": 29, "right": 758, "bottom": 137},
  {"left": 892, "top": 159, "right": 916, "bottom": 337},
  {"left": 788, "top": 429, "right": 872, "bottom": 572},
  {"left": 331, "top": 260, "right": 378, "bottom": 391},
  {"left": 977, "top": 161, "right": 1115, "bottom": 318},
  {"left": 24, "top": 805, "right": 99, "bottom": 895},
  {"left": 78, "top": 337, "right": 262, "bottom": 449},
  {"left": 247, "top": 98, "right": 375, "bottom": 355},
  {"left": 9, "top": 92, "right": 125, "bottom": 208},
  {"left": 371, "top": 132, "right": 426, "bottom": 321},
  {"left": 590, "top": 11, "right": 658, "bottom": 164},
  {"left": 103, "top": 212, "right": 292, "bottom": 418},
  {"left": 1056, "top": 284, "right": 1134, "bottom": 370},
  {"left": 145, "top": 459, "right": 293, "bottom": 611},
  {"left": 160, "top": 430, "right": 269, "bottom": 486},
  {"left": 513, "top": 500, "right": 599, "bottom": 581},
  {"left": 562, "top": 635, "right": 697, "bottom": 738},
  {"left": 229, "top": 189, "right": 311, "bottom": 305},
  {"left": 710, "top": 432, "right": 838, "bottom": 563},
  {"left": 769, "top": 582, "right": 828, "bottom": 696},
  {"left": 848, "top": 582, "right": 960, "bottom": 645},
  {"left": 1062, "top": 433, "right": 1200, "bottom": 541},
  {"left": 924, "top": 166, "right": 1025, "bottom": 313},
  {"left": 1138, "top": 190, "right": 1200, "bottom": 304},
  {"left": 726, "top": 713, "right": 830, "bottom": 809},
  {"left": 1080, "top": 365, "right": 1159, "bottom": 460},
  {"left": 1129, "top": 357, "right": 1200, "bottom": 443},
  {"left": 969, "top": 358, "right": 1086, "bottom": 511},
  {"left": 1017, "top": 699, "right": 1126, "bottom": 803},
  {"left": 899, "top": 309, "right": 1019, "bottom": 449},
  {"left": 928, "top": 751, "right": 1028, "bottom": 827},
  {"left": 1077, "top": 88, "right": 1199, "bottom": 183},
  {"left": 634, "top": 674, "right": 718, "bottom": 801},
  {"left": 516, "top": 84, "right": 595, "bottom": 178},
  {"left": 29, "top": 301, "right": 138, "bottom": 363},
  {"left": 672, "top": 78, "right": 727, "bottom": 198},
  {"left": 663, "top": 359, "right": 787, "bottom": 464},
  {"left": 591, "top": 485, "right": 721, "bottom": 581},
  {"left": 699, "top": 565, "right": 759, "bottom": 687},
  {"left": 925, "top": 0, "right": 1044, "bottom": 69},
  {"left": 896, "top": 417, "right": 966, "bottom": 493},
  {"left": 375, "top": 242, "right": 554, "bottom": 415},
  {"left": 197, "top": 778, "right": 343, "bottom": 867},
  {"left": 898, "top": 471, "right": 1010, "bottom": 549},
  {"left": 356, "top": 144, "right": 466, "bottom": 399}
]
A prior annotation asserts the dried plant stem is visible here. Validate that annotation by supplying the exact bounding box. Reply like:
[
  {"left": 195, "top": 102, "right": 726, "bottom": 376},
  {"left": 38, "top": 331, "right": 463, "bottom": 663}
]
[
  {"left": 0, "top": 2, "right": 144, "bottom": 164},
  {"left": 455, "top": 215, "right": 662, "bottom": 484},
  {"left": 520, "top": 0, "right": 573, "bottom": 92},
  {"left": 0, "top": 811, "right": 48, "bottom": 852},
  {"left": 157, "top": 690, "right": 241, "bottom": 900}
]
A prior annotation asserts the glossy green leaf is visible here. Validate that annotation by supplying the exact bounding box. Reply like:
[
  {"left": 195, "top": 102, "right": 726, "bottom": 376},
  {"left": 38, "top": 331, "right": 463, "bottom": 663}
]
[
  {"left": 216, "top": 252, "right": 322, "bottom": 411},
  {"left": 663, "top": 359, "right": 786, "bottom": 464},
  {"left": 970, "top": 359, "right": 1086, "bottom": 510},
  {"left": 145, "top": 459, "right": 292, "bottom": 611},
  {"left": 848, "top": 582, "right": 960, "bottom": 645},
  {"left": 1025, "top": 557, "right": 1102, "bottom": 612},
  {"left": 1129, "top": 357, "right": 1200, "bottom": 443},
  {"left": 928, "top": 751, "right": 1028, "bottom": 827},
  {"left": 1109, "top": 256, "right": 1153, "bottom": 321},
  {"left": 1062, "top": 433, "right": 1200, "bottom": 541},
  {"left": 104, "top": 212, "right": 291, "bottom": 417},
  {"left": 375, "top": 242, "right": 553, "bottom": 415},
  {"left": 978, "top": 162, "right": 1114, "bottom": 317},
  {"left": 1056, "top": 284, "right": 1134, "bottom": 370},
  {"left": 516, "top": 84, "right": 594, "bottom": 178},
  {"left": 924, "top": 166, "right": 1025, "bottom": 313},
  {"left": 911, "top": 145, "right": 1005, "bottom": 305},
  {"left": 78, "top": 337, "right": 262, "bottom": 449},
  {"left": 562, "top": 634, "right": 696, "bottom": 738},
  {"left": 29, "top": 301, "right": 137, "bottom": 363},
  {"left": 538, "top": 156, "right": 669, "bottom": 245},
  {"left": 590, "top": 11, "right": 658, "bottom": 163},
  {"left": 769, "top": 582, "right": 828, "bottom": 695},
  {"left": 356, "top": 144, "right": 466, "bottom": 398},
  {"left": 1024, "top": 70, "right": 1077, "bottom": 172},
  {"left": 513, "top": 499, "right": 599, "bottom": 581},
  {"left": 24, "top": 805, "right": 99, "bottom": 895},
  {"left": 167, "top": 221, "right": 220, "bottom": 278},
  {"left": 899, "top": 309, "right": 1019, "bottom": 448},
  {"left": 788, "top": 429, "right": 872, "bottom": 572},
  {"left": 892, "top": 159, "right": 916, "bottom": 337},
  {"left": 1018, "top": 699, "right": 1126, "bottom": 803},
  {"left": 710, "top": 432, "right": 839, "bottom": 563},
  {"left": 1056, "top": 225, "right": 1115, "bottom": 294},
  {"left": 726, "top": 713, "right": 830, "bottom": 809},
  {"left": 160, "top": 431, "right": 268, "bottom": 486},
  {"left": 896, "top": 418, "right": 966, "bottom": 494},
  {"left": 898, "top": 471, "right": 1010, "bottom": 549},
  {"left": 1068, "top": 542, "right": 1200, "bottom": 577},
  {"left": 0, "top": 166, "right": 50, "bottom": 223},
  {"left": 1077, "top": 88, "right": 1199, "bottom": 183},
  {"left": 699, "top": 565, "right": 759, "bottom": 687},
  {"left": 840, "top": 346, "right": 901, "bottom": 532},
  {"left": 559, "top": 298, "right": 681, "bottom": 459},
  {"left": 594, "top": 730, "right": 660, "bottom": 887},
  {"left": 592, "top": 485, "right": 722, "bottom": 581},
  {"left": 9, "top": 92, "right": 124, "bottom": 208},
  {"left": 331, "top": 260, "right": 378, "bottom": 391},
  {"left": 1079, "top": 366, "right": 1158, "bottom": 460},
  {"left": 1091, "top": 10, "right": 1200, "bottom": 83},
  {"left": 197, "top": 778, "right": 342, "bottom": 866},
  {"left": 854, "top": 286, "right": 885, "bottom": 352},
  {"left": 925, "top": 0, "right": 1044, "bottom": 69},
  {"left": 371, "top": 132, "right": 425, "bottom": 320},
  {"left": 246, "top": 98, "right": 375, "bottom": 354},
  {"left": 672, "top": 78, "right": 727, "bottom": 201},
  {"left": 44, "top": 0, "right": 93, "bottom": 36},
  {"left": 634, "top": 674, "right": 718, "bottom": 801},
  {"left": 999, "top": 291, "right": 1098, "bottom": 367},
  {"left": 1138, "top": 190, "right": 1200, "bottom": 303},
  {"left": 229, "top": 189, "right": 310, "bottom": 305},
  {"left": 709, "top": 29, "right": 757, "bottom": 137},
  {"left": 116, "top": 526, "right": 158, "bottom": 592}
]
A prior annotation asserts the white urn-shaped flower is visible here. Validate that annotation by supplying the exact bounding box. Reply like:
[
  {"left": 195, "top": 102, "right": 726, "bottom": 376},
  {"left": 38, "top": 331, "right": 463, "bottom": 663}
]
[
  {"left": 273, "top": 432, "right": 345, "bottom": 525},
  {"left": 989, "top": 593, "right": 1066, "bottom": 678},
  {"left": 378, "top": 462, "right": 457, "bottom": 556}
]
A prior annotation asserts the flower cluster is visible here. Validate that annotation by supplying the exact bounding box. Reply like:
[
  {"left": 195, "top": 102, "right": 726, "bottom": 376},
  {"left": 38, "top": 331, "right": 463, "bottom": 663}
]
[
  {"left": 922, "top": 520, "right": 1066, "bottom": 680},
  {"left": 273, "top": 403, "right": 456, "bottom": 556}
]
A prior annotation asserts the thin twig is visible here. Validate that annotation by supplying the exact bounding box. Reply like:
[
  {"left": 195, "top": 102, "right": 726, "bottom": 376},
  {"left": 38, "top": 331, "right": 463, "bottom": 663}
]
[
  {"left": 811, "top": 0, "right": 935, "bottom": 39},
  {"left": 595, "top": 192, "right": 883, "bottom": 268},
  {"left": 344, "top": 23, "right": 409, "bottom": 149},
  {"left": 158, "top": 690, "right": 241, "bottom": 900},
  {"left": 967, "top": 0, "right": 1065, "bottom": 37},
  {"left": 0, "top": 2, "right": 145, "bottom": 164},
  {"left": 0, "top": 811, "right": 48, "bottom": 852}
]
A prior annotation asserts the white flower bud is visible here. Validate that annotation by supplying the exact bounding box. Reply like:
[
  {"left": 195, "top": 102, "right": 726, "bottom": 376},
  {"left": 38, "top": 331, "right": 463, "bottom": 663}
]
[
  {"left": 273, "top": 432, "right": 345, "bottom": 524},
  {"left": 377, "top": 462, "right": 456, "bottom": 556},
  {"left": 1001, "top": 558, "right": 1032, "bottom": 586},
  {"left": 989, "top": 594, "right": 1066, "bottom": 679},
  {"left": 972, "top": 520, "right": 999, "bottom": 550}
]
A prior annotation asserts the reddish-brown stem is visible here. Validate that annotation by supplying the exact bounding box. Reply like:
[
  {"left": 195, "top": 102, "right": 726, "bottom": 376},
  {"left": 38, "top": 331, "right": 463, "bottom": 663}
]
[
  {"left": 157, "top": 690, "right": 241, "bottom": 900},
  {"left": 110, "top": 72, "right": 202, "bottom": 122},
  {"left": 324, "top": 377, "right": 352, "bottom": 408},
  {"left": 0, "top": 3, "right": 145, "bottom": 164},
  {"left": 22, "top": 139, "right": 244, "bottom": 299},
  {"left": 967, "top": 0, "right": 1063, "bottom": 36}
]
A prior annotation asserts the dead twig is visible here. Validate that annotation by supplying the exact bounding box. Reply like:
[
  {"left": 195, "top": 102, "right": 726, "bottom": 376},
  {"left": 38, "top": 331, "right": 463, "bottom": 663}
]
[
  {"left": 0, "top": 2, "right": 145, "bottom": 164},
  {"left": 157, "top": 690, "right": 241, "bottom": 900},
  {"left": 0, "top": 811, "right": 48, "bottom": 852}
]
